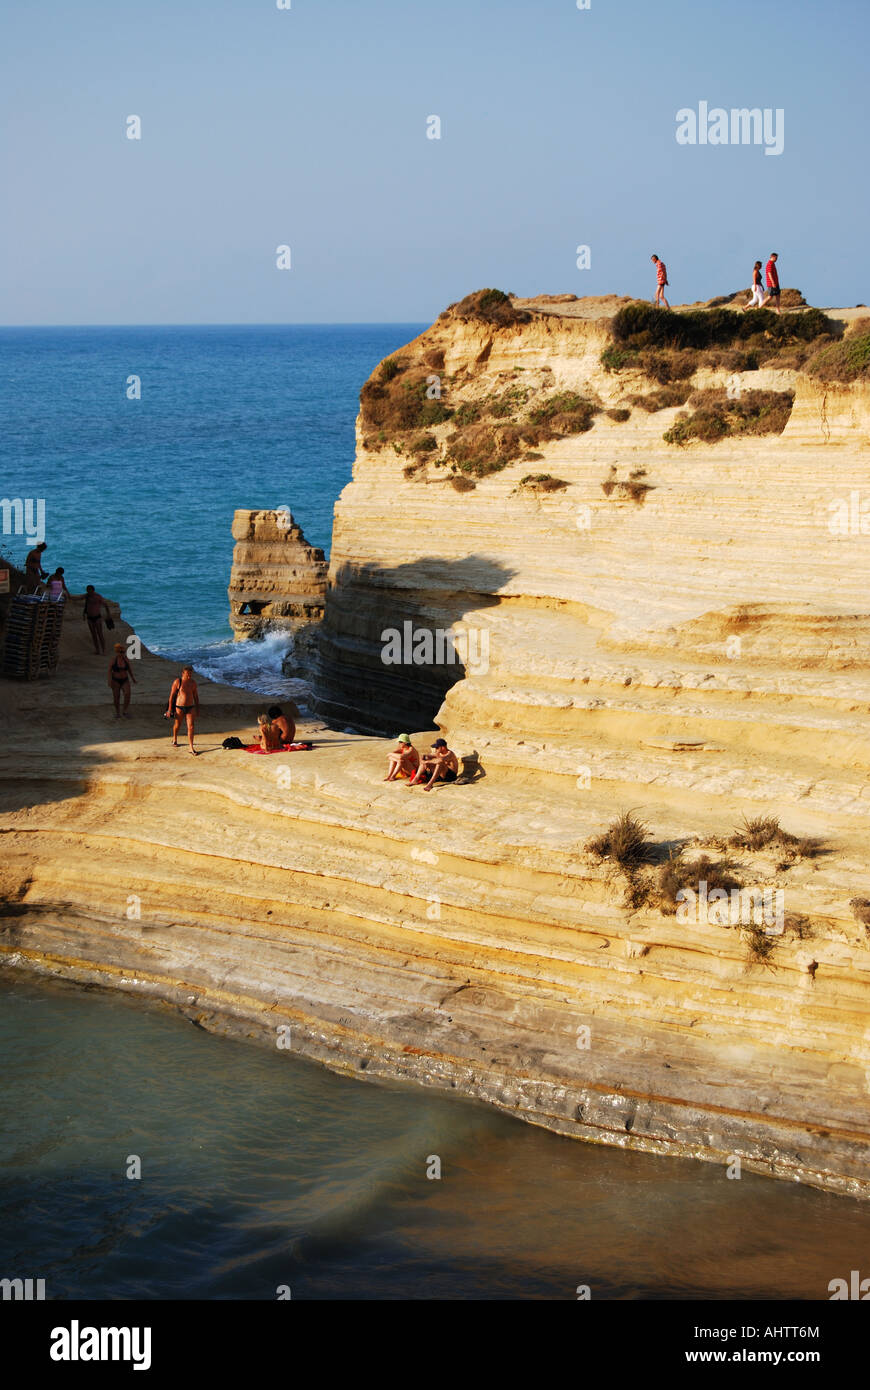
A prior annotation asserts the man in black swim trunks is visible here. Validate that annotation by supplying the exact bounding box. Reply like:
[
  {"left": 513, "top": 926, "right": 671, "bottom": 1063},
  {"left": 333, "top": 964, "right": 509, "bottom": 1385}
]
[
  {"left": 409, "top": 738, "right": 460, "bottom": 790},
  {"left": 165, "top": 666, "right": 200, "bottom": 755}
]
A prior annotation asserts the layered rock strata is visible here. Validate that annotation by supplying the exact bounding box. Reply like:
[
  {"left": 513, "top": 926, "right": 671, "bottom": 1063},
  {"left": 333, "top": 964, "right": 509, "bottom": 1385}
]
[
  {"left": 228, "top": 508, "right": 326, "bottom": 641},
  {"left": 3, "top": 296, "right": 870, "bottom": 1200}
]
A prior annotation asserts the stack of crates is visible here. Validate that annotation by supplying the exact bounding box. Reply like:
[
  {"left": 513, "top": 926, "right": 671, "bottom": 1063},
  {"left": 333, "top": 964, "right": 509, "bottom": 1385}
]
[{"left": 2, "top": 592, "right": 65, "bottom": 679}]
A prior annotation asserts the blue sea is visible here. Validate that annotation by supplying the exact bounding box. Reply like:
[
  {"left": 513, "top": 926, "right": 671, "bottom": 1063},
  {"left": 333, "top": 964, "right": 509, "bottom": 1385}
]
[{"left": 0, "top": 324, "right": 423, "bottom": 693}]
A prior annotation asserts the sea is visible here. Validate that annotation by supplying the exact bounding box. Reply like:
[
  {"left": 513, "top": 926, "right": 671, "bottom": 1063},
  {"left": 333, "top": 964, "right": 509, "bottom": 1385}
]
[
  {"left": 0, "top": 323, "right": 424, "bottom": 695},
  {"left": 3, "top": 325, "right": 870, "bottom": 1300}
]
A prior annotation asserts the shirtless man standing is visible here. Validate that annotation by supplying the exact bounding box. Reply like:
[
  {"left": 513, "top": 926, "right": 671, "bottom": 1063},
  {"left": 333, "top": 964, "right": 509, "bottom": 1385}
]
[
  {"left": 409, "top": 738, "right": 459, "bottom": 790},
  {"left": 25, "top": 542, "right": 48, "bottom": 592},
  {"left": 83, "top": 586, "right": 111, "bottom": 653},
  {"left": 166, "top": 666, "right": 200, "bottom": 755}
]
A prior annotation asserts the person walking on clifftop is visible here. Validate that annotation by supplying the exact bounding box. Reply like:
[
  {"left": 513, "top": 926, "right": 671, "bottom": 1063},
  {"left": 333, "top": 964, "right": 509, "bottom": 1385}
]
[
  {"left": 764, "top": 252, "right": 781, "bottom": 314},
  {"left": 651, "top": 254, "right": 670, "bottom": 309},
  {"left": 743, "top": 260, "right": 765, "bottom": 310}
]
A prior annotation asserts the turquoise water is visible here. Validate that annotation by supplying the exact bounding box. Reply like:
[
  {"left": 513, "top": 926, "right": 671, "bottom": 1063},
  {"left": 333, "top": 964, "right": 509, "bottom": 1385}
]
[
  {"left": 2, "top": 973, "right": 870, "bottom": 1301},
  {"left": 1, "top": 324, "right": 422, "bottom": 692}
]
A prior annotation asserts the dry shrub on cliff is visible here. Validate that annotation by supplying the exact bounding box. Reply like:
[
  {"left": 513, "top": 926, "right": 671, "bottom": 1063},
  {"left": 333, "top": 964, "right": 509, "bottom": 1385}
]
[
  {"left": 606, "top": 407, "right": 631, "bottom": 422},
  {"left": 360, "top": 364, "right": 453, "bottom": 437},
  {"left": 849, "top": 898, "right": 870, "bottom": 930},
  {"left": 447, "top": 423, "right": 525, "bottom": 477},
  {"left": 658, "top": 852, "right": 743, "bottom": 915},
  {"left": 526, "top": 391, "right": 597, "bottom": 438},
  {"left": 586, "top": 811, "right": 652, "bottom": 869},
  {"left": 625, "top": 385, "right": 692, "bottom": 412},
  {"left": 729, "top": 815, "right": 784, "bottom": 851},
  {"left": 744, "top": 924, "right": 777, "bottom": 965},
  {"left": 449, "top": 475, "right": 477, "bottom": 492},
  {"left": 443, "top": 288, "right": 531, "bottom": 328},
  {"left": 805, "top": 322, "right": 870, "bottom": 382},
  {"left": 663, "top": 389, "right": 794, "bottom": 445},
  {"left": 638, "top": 349, "right": 697, "bottom": 384},
  {"left": 519, "top": 473, "right": 569, "bottom": 492}
]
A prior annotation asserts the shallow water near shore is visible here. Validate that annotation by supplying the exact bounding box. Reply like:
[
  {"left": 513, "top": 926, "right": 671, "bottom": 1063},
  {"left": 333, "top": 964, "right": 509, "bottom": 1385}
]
[{"left": 1, "top": 973, "right": 868, "bottom": 1301}]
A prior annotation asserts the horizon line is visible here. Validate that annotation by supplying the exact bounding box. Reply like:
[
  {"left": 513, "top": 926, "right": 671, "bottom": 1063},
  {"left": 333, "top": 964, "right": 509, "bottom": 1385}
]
[{"left": 0, "top": 320, "right": 432, "bottom": 331}]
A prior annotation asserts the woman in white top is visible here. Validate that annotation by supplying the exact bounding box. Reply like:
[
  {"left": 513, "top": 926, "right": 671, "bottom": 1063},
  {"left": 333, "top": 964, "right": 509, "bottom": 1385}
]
[{"left": 744, "top": 261, "right": 765, "bottom": 310}]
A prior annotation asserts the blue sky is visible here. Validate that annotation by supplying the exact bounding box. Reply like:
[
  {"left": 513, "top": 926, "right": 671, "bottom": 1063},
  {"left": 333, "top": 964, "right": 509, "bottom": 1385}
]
[{"left": 2, "top": 0, "right": 867, "bottom": 323}]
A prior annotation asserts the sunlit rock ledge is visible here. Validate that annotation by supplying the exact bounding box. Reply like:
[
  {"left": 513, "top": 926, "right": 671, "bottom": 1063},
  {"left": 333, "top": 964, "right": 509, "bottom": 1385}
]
[{"left": 3, "top": 293, "right": 870, "bottom": 1198}]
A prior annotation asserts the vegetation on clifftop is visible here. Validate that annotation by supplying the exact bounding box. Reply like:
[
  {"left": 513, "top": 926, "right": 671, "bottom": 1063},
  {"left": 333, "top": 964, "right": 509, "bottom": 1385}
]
[
  {"left": 663, "top": 388, "right": 795, "bottom": 445},
  {"left": 601, "top": 302, "right": 839, "bottom": 382},
  {"left": 805, "top": 321, "right": 870, "bottom": 382},
  {"left": 440, "top": 288, "right": 531, "bottom": 328}
]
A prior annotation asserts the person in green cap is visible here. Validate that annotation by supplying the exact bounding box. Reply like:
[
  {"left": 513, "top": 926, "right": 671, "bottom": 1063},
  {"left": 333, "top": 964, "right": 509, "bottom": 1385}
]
[{"left": 384, "top": 734, "right": 421, "bottom": 781}]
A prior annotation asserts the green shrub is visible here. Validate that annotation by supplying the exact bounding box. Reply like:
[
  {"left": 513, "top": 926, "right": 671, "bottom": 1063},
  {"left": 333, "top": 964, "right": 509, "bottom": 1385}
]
[
  {"left": 380, "top": 357, "right": 403, "bottom": 382},
  {"left": 600, "top": 344, "right": 637, "bottom": 372},
  {"left": 664, "top": 389, "right": 794, "bottom": 445},
  {"left": 611, "top": 303, "right": 835, "bottom": 351},
  {"left": 805, "top": 324, "right": 870, "bottom": 382},
  {"left": 411, "top": 433, "right": 439, "bottom": 456},
  {"left": 360, "top": 369, "right": 453, "bottom": 434}
]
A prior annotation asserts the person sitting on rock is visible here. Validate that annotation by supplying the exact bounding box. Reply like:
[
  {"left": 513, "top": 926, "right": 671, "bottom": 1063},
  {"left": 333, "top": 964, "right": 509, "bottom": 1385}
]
[
  {"left": 257, "top": 712, "right": 283, "bottom": 751},
  {"left": 408, "top": 738, "right": 459, "bottom": 790},
  {"left": 268, "top": 704, "right": 295, "bottom": 746},
  {"left": 384, "top": 734, "right": 421, "bottom": 781}
]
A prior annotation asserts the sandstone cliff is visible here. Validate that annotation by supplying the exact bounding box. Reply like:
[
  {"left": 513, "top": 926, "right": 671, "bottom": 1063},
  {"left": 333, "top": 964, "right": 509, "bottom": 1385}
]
[
  {"left": 228, "top": 508, "right": 326, "bottom": 641},
  {"left": 4, "top": 295, "right": 870, "bottom": 1200}
]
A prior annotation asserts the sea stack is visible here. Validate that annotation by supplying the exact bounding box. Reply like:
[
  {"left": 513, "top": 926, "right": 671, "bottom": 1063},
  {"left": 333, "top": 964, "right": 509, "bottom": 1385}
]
[{"left": 227, "top": 508, "right": 327, "bottom": 641}]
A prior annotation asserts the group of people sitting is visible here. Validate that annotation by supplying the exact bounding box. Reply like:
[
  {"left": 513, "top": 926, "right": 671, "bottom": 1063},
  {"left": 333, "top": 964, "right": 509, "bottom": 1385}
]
[
  {"left": 255, "top": 707, "right": 296, "bottom": 750},
  {"left": 384, "top": 734, "right": 459, "bottom": 790}
]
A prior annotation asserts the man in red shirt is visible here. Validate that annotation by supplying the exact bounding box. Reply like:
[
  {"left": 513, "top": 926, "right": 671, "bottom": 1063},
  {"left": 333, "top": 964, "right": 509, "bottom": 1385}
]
[
  {"left": 764, "top": 252, "right": 781, "bottom": 314},
  {"left": 651, "top": 254, "right": 670, "bottom": 309}
]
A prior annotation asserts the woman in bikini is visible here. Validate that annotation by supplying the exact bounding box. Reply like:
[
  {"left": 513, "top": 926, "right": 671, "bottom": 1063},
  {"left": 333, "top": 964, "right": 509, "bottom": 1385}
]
[
  {"left": 166, "top": 666, "right": 200, "bottom": 755},
  {"left": 257, "top": 713, "right": 283, "bottom": 751},
  {"left": 108, "top": 642, "right": 137, "bottom": 718}
]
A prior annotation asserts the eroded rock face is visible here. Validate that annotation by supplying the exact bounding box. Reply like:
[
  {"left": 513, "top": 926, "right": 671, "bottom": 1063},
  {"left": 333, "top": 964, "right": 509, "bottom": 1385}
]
[
  {"left": 299, "top": 298, "right": 870, "bottom": 734},
  {"left": 228, "top": 508, "right": 326, "bottom": 641}
]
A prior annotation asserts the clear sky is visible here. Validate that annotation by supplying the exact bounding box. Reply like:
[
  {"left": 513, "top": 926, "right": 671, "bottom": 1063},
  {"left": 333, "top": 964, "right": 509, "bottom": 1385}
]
[{"left": 2, "top": 0, "right": 867, "bottom": 324}]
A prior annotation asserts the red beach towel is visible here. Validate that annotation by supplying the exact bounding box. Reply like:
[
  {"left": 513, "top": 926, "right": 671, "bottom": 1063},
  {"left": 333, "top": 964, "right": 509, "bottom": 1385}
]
[{"left": 243, "top": 742, "right": 314, "bottom": 754}]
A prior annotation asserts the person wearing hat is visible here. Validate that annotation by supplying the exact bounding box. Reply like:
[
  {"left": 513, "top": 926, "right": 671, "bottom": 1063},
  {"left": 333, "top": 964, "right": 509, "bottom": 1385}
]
[
  {"left": 384, "top": 733, "right": 421, "bottom": 782},
  {"left": 408, "top": 738, "right": 459, "bottom": 790}
]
